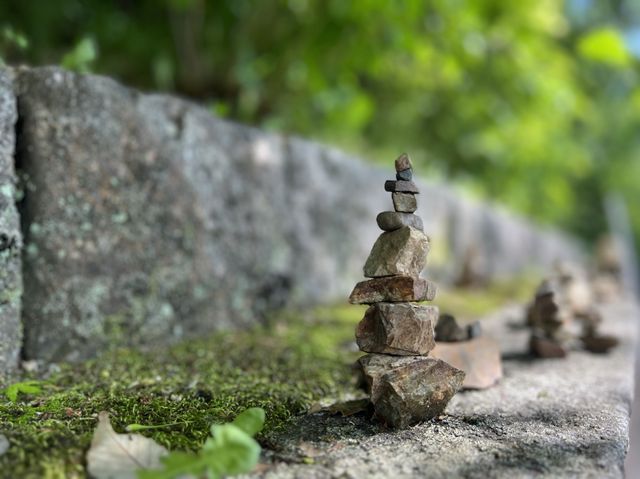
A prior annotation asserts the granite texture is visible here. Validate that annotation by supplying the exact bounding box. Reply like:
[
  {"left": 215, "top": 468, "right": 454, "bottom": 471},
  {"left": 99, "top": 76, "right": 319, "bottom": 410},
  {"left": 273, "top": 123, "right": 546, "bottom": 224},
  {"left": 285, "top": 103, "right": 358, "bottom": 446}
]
[
  {"left": 0, "top": 66, "right": 586, "bottom": 362},
  {"left": 256, "top": 300, "right": 637, "bottom": 478},
  {"left": 0, "top": 69, "right": 21, "bottom": 377}
]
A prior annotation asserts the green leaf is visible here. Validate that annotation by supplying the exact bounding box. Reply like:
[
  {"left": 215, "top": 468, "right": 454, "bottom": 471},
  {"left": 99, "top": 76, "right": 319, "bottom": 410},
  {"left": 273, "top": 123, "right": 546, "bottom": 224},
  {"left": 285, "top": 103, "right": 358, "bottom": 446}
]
[
  {"left": 228, "top": 407, "right": 265, "bottom": 437},
  {"left": 61, "top": 37, "right": 98, "bottom": 73},
  {"left": 205, "top": 424, "right": 261, "bottom": 477},
  {"left": 577, "top": 27, "right": 631, "bottom": 67},
  {"left": 137, "top": 408, "right": 264, "bottom": 479},
  {"left": 3, "top": 380, "right": 42, "bottom": 402}
]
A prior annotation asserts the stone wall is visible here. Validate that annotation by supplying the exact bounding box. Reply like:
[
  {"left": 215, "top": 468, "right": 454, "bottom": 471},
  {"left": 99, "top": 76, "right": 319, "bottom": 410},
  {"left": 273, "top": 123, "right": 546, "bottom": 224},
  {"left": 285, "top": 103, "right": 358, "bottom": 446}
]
[
  {"left": 0, "top": 69, "right": 22, "bottom": 377},
  {"left": 0, "top": 67, "right": 583, "bottom": 367}
]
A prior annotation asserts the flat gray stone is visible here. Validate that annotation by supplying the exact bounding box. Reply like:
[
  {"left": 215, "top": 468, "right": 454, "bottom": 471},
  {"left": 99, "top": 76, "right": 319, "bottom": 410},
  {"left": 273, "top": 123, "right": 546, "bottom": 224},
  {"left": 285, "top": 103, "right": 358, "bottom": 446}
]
[
  {"left": 256, "top": 300, "right": 637, "bottom": 478},
  {"left": 391, "top": 192, "right": 417, "bottom": 213},
  {"left": 376, "top": 211, "right": 423, "bottom": 232},
  {"left": 355, "top": 303, "right": 438, "bottom": 355},
  {"left": 0, "top": 68, "right": 22, "bottom": 379},
  {"left": 349, "top": 276, "right": 437, "bottom": 304},
  {"left": 363, "top": 227, "right": 430, "bottom": 278},
  {"left": 384, "top": 180, "right": 419, "bottom": 194}
]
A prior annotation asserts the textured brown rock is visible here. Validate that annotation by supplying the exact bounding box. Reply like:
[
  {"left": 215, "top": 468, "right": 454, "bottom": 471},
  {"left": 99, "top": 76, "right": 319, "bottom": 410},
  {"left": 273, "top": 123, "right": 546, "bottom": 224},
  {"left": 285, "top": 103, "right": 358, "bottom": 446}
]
[
  {"left": 530, "top": 334, "right": 567, "bottom": 358},
  {"left": 392, "top": 192, "right": 417, "bottom": 213},
  {"left": 358, "top": 354, "right": 427, "bottom": 402},
  {"left": 394, "top": 153, "right": 413, "bottom": 172},
  {"left": 373, "top": 357, "right": 465, "bottom": 428},
  {"left": 349, "top": 276, "right": 436, "bottom": 304},
  {"left": 430, "top": 337, "right": 502, "bottom": 389},
  {"left": 376, "top": 211, "right": 423, "bottom": 232},
  {"left": 434, "top": 314, "right": 468, "bottom": 342},
  {"left": 384, "top": 180, "right": 419, "bottom": 194},
  {"left": 363, "top": 227, "right": 429, "bottom": 278},
  {"left": 356, "top": 303, "right": 438, "bottom": 355},
  {"left": 581, "top": 335, "right": 619, "bottom": 354}
]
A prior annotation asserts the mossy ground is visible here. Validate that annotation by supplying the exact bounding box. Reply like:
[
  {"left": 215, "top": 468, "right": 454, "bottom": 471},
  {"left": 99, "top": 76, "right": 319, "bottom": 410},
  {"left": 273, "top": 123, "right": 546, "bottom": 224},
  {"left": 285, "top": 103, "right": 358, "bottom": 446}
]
[{"left": 0, "top": 278, "right": 536, "bottom": 478}]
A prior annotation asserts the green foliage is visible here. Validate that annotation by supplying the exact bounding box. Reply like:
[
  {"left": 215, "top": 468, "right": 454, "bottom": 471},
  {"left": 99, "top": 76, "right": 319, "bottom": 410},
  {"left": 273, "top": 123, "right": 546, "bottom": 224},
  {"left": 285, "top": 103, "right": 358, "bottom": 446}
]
[
  {"left": 138, "top": 408, "right": 265, "bottom": 479},
  {"left": 61, "top": 37, "right": 97, "bottom": 73},
  {"left": 578, "top": 27, "right": 632, "bottom": 66},
  {"left": 3, "top": 380, "right": 42, "bottom": 402},
  {"left": 0, "top": 1, "right": 638, "bottom": 246}
]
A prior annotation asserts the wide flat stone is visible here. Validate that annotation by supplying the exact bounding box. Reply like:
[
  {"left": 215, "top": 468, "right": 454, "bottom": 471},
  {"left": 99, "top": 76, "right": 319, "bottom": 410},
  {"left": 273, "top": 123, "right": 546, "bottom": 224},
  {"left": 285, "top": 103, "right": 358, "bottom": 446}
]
[
  {"left": 348, "top": 276, "right": 437, "bottom": 304},
  {"left": 376, "top": 211, "right": 423, "bottom": 232},
  {"left": 363, "top": 227, "right": 430, "bottom": 278},
  {"left": 257, "top": 300, "right": 637, "bottom": 478},
  {"left": 394, "top": 153, "right": 413, "bottom": 172},
  {"left": 373, "top": 357, "right": 465, "bottom": 429},
  {"left": 355, "top": 303, "right": 438, "bottom": 355},
  {"left": 384, "top": 180, "right": 419, "bottom": 194},
  {"left": 430, "top": 336, "right": 503, "bottom": 390},
  {"left": 391, "top": 192, "right": 417, "bottom": 213}
]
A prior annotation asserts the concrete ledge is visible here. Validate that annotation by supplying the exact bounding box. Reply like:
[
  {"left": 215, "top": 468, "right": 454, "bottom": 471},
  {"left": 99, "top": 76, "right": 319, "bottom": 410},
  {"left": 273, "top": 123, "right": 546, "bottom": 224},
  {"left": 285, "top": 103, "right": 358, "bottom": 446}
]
[{"left": 258, "top": 300, "right": 637, "bottom": 478}]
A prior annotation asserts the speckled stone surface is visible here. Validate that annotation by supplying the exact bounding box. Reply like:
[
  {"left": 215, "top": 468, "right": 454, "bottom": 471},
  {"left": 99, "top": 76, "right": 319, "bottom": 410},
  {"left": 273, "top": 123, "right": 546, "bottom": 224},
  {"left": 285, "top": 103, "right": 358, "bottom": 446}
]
[
  {"left": 0, "top": 68, "right": 21, "bottom": 378},
  {"left": 255, "top": 300, "right": 637, "bottom": 478},
  {"left": 4, "top": 66, "right": 586, "bottom": 362}
]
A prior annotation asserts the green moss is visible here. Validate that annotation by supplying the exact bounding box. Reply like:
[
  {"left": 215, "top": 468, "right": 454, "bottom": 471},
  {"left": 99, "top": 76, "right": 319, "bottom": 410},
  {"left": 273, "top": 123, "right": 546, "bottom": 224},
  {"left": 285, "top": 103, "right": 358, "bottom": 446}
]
[{"left": 0, "top": 307, "right": 362, "bottom": 478}]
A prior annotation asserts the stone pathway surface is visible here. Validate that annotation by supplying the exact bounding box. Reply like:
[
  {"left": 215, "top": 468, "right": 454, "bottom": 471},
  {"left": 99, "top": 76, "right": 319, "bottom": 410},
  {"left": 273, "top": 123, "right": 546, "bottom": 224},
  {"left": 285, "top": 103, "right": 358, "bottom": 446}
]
[{"left": 254, "top": 300, "right": 637, "bottom": 478}]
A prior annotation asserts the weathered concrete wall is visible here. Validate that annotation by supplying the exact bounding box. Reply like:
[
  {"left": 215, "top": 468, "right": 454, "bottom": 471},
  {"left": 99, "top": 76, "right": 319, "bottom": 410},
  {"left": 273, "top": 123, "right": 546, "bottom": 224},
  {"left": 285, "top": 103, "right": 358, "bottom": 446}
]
[
  {"left": 0, "top": 69, "right": 22, "bottom": 377},
  {"left": 0, "top": 67, "right": 583, "bottom": 362}
]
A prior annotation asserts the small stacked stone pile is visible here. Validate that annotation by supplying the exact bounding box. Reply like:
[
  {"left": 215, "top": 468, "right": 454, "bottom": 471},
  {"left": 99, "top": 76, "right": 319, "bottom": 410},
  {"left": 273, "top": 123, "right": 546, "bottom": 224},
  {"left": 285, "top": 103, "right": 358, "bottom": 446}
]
[
  {"left": 528, "top": 278, "right": 574, "bottom": 358},
  {"left": 528, "top": 265, "right": 619, "bottom": 357},
  {"left": 349, "top": 154, "right": 464, "bottom": 429}
]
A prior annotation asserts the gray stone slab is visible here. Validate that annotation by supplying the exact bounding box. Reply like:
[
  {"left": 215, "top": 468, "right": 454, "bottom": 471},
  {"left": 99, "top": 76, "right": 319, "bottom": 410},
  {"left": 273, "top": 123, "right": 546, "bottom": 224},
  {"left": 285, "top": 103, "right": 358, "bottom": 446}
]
[
  {"left": 0, "top": 68, "right": 22, "bottom": 378},
  {"left": 13, "top": 67, "right": 391, "bottom": 361},
  {"left": 256, "top": 300, "right": 637, "bottom": 478},
  {"left": 10, "top": 66, "right": 587, "bottom": 362}
]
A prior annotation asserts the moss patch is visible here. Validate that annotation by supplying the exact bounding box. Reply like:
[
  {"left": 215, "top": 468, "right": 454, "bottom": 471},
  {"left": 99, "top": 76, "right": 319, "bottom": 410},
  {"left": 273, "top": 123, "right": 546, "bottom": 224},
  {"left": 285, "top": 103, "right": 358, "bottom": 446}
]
[{"left": 0, "top": 305, "right": 365, "bottom": 478}]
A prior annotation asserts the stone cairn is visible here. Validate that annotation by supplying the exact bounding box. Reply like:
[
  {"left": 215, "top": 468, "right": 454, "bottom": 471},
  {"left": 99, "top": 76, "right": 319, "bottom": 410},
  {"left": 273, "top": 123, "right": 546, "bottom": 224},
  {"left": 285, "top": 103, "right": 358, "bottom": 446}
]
[
  {"left": 349, "top": 153, "right": 465, "bottom": 429},
  {"left": 528, "top": 264, "right": 618, "bottom": 358}
]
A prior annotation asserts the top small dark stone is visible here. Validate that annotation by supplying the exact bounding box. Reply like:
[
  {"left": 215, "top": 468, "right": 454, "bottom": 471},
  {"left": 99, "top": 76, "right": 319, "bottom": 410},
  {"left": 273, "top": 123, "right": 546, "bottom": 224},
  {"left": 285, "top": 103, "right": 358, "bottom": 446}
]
[{"left": 394, "top": 153, "right": 412, "bottom": 172}]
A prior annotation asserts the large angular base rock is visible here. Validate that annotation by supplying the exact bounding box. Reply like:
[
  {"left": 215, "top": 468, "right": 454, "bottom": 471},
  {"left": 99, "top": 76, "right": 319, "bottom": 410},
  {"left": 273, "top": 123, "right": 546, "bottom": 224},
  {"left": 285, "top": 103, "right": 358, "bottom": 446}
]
[
  {"left": 349, "top": 276, "right": 436, "bottom": 304},
  {"left": 430, "top": 337, "right": 502, "bottom": 390},
  {"left": 355, "top": 303, "right": 438, "bottom": 355},
  {"left": 359, "top": 354, "right": 465, "bottom": 429},
  {"left": 363, "top": 226, "right": 430, "bottom": 278}
]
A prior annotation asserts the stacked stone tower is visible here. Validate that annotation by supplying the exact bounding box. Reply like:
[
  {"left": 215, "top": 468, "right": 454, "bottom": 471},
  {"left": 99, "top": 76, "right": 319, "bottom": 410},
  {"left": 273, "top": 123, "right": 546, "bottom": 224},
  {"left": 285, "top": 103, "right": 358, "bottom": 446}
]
[{"left": 349, "top": 154, "right": 464, "bottom": 428}]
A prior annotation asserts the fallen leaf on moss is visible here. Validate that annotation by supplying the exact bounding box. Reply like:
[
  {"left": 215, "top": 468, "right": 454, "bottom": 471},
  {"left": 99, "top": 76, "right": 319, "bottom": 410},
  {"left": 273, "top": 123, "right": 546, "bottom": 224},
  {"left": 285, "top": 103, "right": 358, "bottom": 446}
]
[{"left": 86, "top": 411, "right": 168, "bottom": 479}]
